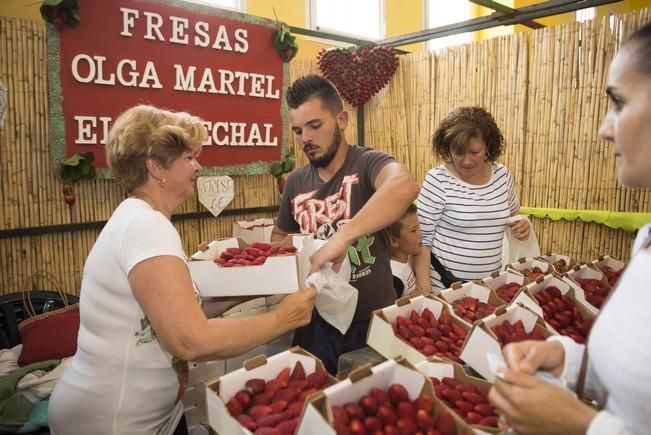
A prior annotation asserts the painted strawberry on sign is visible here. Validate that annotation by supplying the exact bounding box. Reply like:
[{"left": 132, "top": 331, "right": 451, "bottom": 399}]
[{"left": 317, "top": 45, "right": 399, "bottom": 107}]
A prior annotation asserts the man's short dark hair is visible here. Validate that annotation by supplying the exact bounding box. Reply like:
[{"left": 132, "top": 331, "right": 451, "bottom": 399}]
[{"left": 285, "top": 75, "right": 344, "bottom": 115}]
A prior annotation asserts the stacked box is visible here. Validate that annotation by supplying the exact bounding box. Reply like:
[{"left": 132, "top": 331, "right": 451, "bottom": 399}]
[
  {"left": 182, "top": 360, "right": 227, "bottom": 429},
  {"left": 232, "top": 218, "right": 275, "bottom": 244},
  {"left": 189, "top": 235, "right": 310, "bottom": 296}
]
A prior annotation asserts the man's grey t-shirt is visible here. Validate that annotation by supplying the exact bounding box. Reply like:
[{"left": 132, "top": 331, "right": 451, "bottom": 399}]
[{"left": 277, "top": 145, "right": 397, "bottom": 321}]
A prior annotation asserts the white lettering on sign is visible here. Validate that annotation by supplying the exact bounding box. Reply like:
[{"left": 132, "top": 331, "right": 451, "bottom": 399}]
[
  {"left": 172, "top": 65, "right": 279, "bottom": 98},
  {"left": 74, "top": 115, "right": 112, "bottom": 144},
  {"left": 71, "top": 54, "right": 163, "bottom": 89},
  {"left": 72, "top": 116, "right": 278, "bottom": 148},
  {"left": 201, "top": 121, "right": 277, "bottom": 147},
  {"left": 119, "top": 6, "right": 249, "bottom": 53},
  {"left": 197, "top": 176, "right": 234, "bottom": 217}
]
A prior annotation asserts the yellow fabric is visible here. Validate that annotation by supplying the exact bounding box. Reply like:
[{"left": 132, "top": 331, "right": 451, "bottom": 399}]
[{"left": 520, "top": 207, "right": 651, "bottom": 232}]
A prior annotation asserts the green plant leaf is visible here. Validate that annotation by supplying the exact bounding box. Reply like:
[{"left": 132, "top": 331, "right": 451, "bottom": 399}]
[
  {"left": 82, "top": 151, "right": 94, "bottom": 162},
  {"left": 59, "top": 152, "right": 97, "bottom": 184},
  {"left": 62, "top": 153, "right": 83, "bottom": 167}
]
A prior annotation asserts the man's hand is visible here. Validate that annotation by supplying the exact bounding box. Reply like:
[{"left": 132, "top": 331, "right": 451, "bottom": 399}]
[{"left": 309, "top": 234, "right": 349, "bottom": 273}]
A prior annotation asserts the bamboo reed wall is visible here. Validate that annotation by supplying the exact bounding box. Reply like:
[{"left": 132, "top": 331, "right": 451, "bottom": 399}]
[{"left": 0, "top": 8, "right": 649, "bottom": 295}]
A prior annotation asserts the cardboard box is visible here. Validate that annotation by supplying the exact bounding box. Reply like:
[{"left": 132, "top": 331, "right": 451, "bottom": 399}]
[
  {"left": 591, "top": 254, "right": 625, "bottom": 272},
  {"left": 505, "top": 257, "right": 553, "bottom": 281},
  {"left": 188, "top": 235, "right": 310, "bottom": 296},
  {"left": 458, "top": 304, "right": 554, "bottom": 381},
  {"left": 366, "top": 295, "right": 471, "bottom": 367},
  {"left": 591, "top": 255, "right": 626, "bottom": 287},
  {"left": 437, "top": 281, "right": 505, "bottom": 323},
  {"left": 296, "top": 358, "right": 474, "bottom": 435},
  {"left": 188, "top": 360, "right": 226, "bottom": 386},
  {"left": 183, "top": 404, "right": 207, "bottom": 430},
  {"left": 232, "top": 218, "right": 275, "bottom": 244},
  {"left": 506, "top": 273, "right": 568, "bottom": 316},
  {"left": 565, "top": 264, "right": 609, "bottom": 313},
  {"left": 205, "top": 347, "right": 334, "bottom": 435},
  {"left": 480, "top": 270, "right": 527, "bottom": 303},
  {"left": 515, "top": 273, "right": 597, "bottom": 337},
  {"left": 415, "top": 359, "right": 502, "bottom": 433},
  {"left": 538, "top": 252, "right": 575, "bottom": 274},
  {"left": 220, "top": 297, "right": 267, "bottom": 317}
]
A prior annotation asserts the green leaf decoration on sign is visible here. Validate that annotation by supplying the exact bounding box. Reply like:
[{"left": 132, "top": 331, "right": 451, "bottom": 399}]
[{"left": 40, "top": 0, "right": 81, "bottom": 29}]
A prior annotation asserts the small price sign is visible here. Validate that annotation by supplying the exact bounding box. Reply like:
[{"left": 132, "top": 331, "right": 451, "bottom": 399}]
[{"left": 197, "top": 176, "right": 234, "bottom": 216}]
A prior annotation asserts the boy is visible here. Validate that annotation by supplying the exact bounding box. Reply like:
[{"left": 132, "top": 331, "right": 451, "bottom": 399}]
[{"left": 390, "top": 204, "right": 423, "bottom": 298}]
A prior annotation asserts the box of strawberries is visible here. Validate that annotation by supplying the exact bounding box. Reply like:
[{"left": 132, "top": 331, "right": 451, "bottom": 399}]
[
  {"left": 458, "top": 303, "right": 555, "bottom": 381},
  {"left": 205, "top": 346, "right": 337, "bottom": 435},
  {"left": 415, "top": 358, "right": 503, "bottom": 433},
  {"left": 437, "top": 281, "right": 505, "bottom": 324},
  {"left": 366, "top": 295, "right": 471, "bottom": 367},
  {"left": 188, "top": 235, "right": 310, "bottom": 296},
  {"left": 297, "top": 357, "right": 474, "bottom": 435}
]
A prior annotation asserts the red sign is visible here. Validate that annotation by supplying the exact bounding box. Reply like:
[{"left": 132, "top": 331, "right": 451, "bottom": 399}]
[{"left": 51, "top": 0, "right": 285, "bottom": 172}]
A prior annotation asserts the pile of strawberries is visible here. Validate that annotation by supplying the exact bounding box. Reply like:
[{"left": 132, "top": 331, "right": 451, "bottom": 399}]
[
  {"left": 521, "top": 267, "right": 545, "bottom": 280},
  {"left": 596, "top": 265, "right": 623, "bottom": 287},
  {"left": 214, "top": 242, "right": 297, "bottom": 268},
  {"left": 573, "top": 278, "right": 611, "bottom": 308},
  {"left": 490, "top": 319, "right": 546, "bottom": 345},
  {"left": 225, "top": 362, "right": 330, "bottom": 434},
  {"left": 431, "top": 377, "right": 499, "bottom": 428},
  {"left": 331, "top": 383, "right": 459, "bottom": 435},
  {"left": 533, "top": 286, "right": 593, "bottom": 343},
  {"left": 494, "top": 282, "right": 522, "bottom": 303},
  {"left": 391, "top": 309, "right": 466, "bottom": 363},
  {"left": 451, "top": 296, "right": 499, "bottom": 323}
]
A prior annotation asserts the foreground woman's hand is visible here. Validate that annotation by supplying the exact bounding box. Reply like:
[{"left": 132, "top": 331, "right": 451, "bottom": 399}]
[
  {"left": 489, "top": 369, "right": 596, "bottom": 435},
  {"left": 273, "top": 286, "right": 317, "bottom": 330},
  {"left": 502, "top": 340, "right": 566, "bottom": 377}
]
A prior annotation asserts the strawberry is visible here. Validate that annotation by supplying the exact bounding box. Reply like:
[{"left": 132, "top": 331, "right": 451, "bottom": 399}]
[{"left": 64, "top": 194, "right": 76, "bottom": 206}]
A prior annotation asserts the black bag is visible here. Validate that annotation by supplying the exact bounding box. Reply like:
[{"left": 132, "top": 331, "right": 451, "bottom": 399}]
[{"left": 430, "top": 252, "right": 461, "bottom": 288}]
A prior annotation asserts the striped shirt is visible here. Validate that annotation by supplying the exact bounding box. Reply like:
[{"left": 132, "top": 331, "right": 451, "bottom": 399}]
[{"left": 417, "top": 163, "right": 519, "bottom": 289}]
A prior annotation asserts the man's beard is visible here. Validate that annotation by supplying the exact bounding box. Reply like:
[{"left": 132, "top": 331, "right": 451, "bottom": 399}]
[{"left": 307, "top": 128, "right": 341, "bottom": 168}]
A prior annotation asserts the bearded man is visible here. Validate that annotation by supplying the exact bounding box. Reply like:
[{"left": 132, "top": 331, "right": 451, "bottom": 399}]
[{"left": 272, "top": 74, "right": 422, "bottom": 374}]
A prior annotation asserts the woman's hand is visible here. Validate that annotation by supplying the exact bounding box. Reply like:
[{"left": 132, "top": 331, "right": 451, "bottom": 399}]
[
  {"left": 506, "top": 218, "right": 531, "bottom": 241},
  {"left": 502, "top": 340, "right": 566, "bottom": 377},
  {"left": 489, "top": 370, "right": 597, "bottom": 435},
  {"left": 273, "top": 287, "right": 317, "bottom": 330}
]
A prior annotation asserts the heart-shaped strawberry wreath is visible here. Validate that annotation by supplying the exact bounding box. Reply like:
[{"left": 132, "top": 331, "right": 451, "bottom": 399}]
[{"left": 317, "top": 46, "right": 399, "bottom": 107}]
